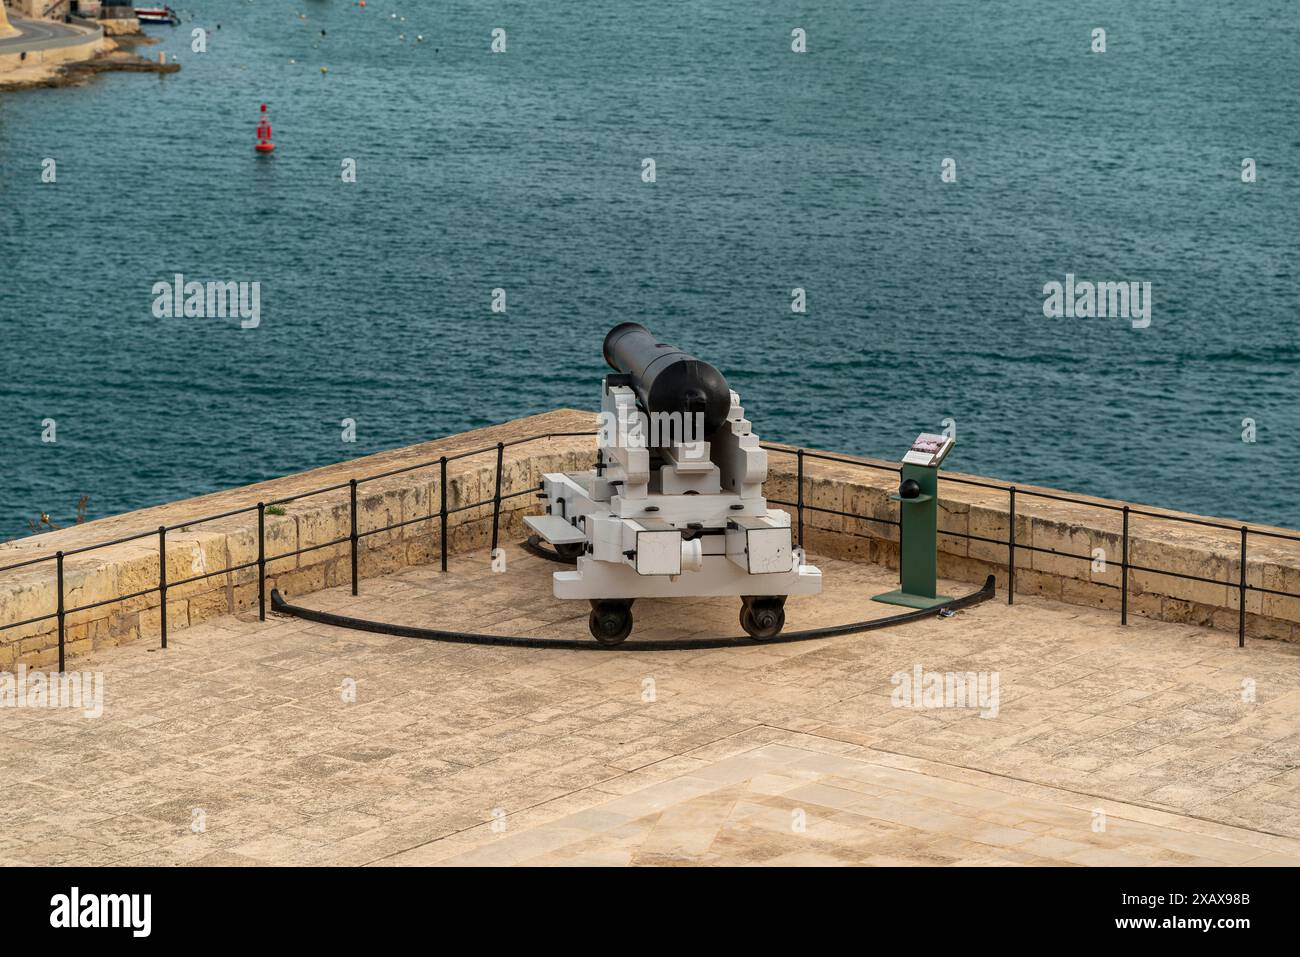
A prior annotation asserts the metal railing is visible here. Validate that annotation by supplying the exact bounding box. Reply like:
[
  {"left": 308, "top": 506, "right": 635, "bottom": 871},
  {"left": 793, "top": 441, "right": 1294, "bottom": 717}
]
[
  {"left": 2, "top": 429, "right": 1298, "bottom": 671},
  {"left": 761, "top": 445, "right": 1299, "bottom": 652}
]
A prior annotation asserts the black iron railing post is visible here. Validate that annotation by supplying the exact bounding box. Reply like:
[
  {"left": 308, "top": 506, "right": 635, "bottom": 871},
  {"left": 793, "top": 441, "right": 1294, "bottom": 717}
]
[
  {"left": 1008, "top": 487, "right": 1016, "bottom": 605},
  {"left": 158, "top": 526, "right": 168, "bottom": 649},
  {"left": 257, "top": 502, "right": 266, "bottom": 621},
  {"left": 1121, "top": 506, "right": 1129, "bottom": 626},
  {"left": 796, "top": 449, "right": 805, "bottom": 550},
  {"left": 55, "top": 550, "right": 65, "bottom": 673},
  {"left": 490, "top": 442, "right": 504, "bottom": 555},
  {"left": 439, "top": 456, "right": 449, "bottom": 572},
  {"left": 349, "top": 479, "right": 359, "bottom": 596},
  {"left": 1239, "top": 526, "right": 1248, "bottom": 648}
]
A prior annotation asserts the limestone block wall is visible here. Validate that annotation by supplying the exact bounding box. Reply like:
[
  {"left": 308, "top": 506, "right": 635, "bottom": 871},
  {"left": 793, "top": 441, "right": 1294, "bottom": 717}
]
[
  {"left": 0, "top": 411, "right": 597, "bottom": 669},
  {"left": 97, "top": 13, "right": 136, "bottom": 36},
  {"left": 3, "top": 409, "right": 1299, "bottom": 670},
  {"left": 762, "top": 447, "right": 1300, "bottom": 643}
]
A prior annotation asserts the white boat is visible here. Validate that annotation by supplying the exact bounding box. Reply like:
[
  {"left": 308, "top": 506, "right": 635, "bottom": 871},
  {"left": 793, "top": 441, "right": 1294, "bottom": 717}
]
[{"left": 134, "top": 6, "right": 179, "bottom": 24}]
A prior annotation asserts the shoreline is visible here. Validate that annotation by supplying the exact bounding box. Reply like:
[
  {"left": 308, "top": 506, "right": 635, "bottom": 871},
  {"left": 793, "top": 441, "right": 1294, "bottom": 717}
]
[
  {"left": 0, "top": 37, "right": 178, "bottom": 90},
  {"left": 0, "top": 12, "right": 177, "bottom": 92}
]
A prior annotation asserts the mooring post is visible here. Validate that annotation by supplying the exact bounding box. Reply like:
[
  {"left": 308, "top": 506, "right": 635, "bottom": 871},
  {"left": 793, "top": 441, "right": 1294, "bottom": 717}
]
[
  {"left": 1239, "top": 526, "right": 1248, "bottom": 648},
  {"left": 1007, "top": 487, "right": 1016, "bottom": 605},
  {"left": 55, "top": 550, "right": 65, "bottom": 673},
  {"left": 349, "top": 479, "right": 359, "bottom": 596},
  {"left": 490, "top": 442, "right": 504, "bottom": 555},
  {"left": 257, "top": 502, "right": 266, "bottom": 621},
  {"left": 1121, "top": 506, "right": 1129, "bottom": 626},
  {"left": 796, "top": 449, "right": 805, "bottom": 550},
  {"left": 439, "top": 456, "right": 449, "bottom": 573},
  {"left": 158, "top": 525, "right": 168, "bottom": 649}
]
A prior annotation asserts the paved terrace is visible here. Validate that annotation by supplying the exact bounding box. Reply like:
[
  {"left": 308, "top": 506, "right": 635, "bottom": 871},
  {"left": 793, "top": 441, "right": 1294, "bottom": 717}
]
[{"left": 3, "top": 546, "right": 1300, "bottom": 866}]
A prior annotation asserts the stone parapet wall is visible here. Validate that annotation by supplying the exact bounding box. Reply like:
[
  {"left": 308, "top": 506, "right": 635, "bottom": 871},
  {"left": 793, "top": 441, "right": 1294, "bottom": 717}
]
[
  {"left": 0, "top": 410, "right": 596, "bottom": 669},
  {"left": 3, "top": 409, "right": 1298, "bottom": 669},
  {"left": 762, "top": 447, "right": 1300, "bottom": 643}
]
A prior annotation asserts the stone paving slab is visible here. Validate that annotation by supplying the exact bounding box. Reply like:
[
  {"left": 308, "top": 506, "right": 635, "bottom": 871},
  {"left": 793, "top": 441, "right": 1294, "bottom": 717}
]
[
  {"left": 406, "top": 741, "right": 1300, "bottom": 867},
  {"left": 2, "top": 545, "right": 1299, "bottom": 866}
]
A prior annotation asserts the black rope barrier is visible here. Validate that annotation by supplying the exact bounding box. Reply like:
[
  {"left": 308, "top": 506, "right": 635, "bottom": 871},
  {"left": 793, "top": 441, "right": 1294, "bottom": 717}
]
[{"left": 269, "top": 575, "right": 996, "bottom": 652}]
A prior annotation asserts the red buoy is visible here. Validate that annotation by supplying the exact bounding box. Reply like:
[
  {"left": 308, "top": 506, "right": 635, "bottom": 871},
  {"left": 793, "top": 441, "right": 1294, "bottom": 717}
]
[{"left": 255, "top": 103, "right": 275, "bottom": 153}]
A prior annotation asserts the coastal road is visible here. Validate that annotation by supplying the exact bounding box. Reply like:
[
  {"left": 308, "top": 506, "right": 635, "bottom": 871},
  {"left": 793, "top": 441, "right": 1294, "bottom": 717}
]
[{"left": 0, "top": 16, "right": 87, "bottom": 53}]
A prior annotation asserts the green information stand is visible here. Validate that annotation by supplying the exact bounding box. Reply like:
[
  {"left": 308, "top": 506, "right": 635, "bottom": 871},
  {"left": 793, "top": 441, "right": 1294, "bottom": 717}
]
[{"left": 873, "top": 433, "right": 955, "bottom": 610}]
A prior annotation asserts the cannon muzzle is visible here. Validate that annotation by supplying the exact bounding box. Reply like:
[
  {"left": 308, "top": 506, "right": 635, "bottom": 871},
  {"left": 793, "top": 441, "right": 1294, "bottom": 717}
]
[{"left": 603, "top": 323, "right": 732, "bottom": 439}]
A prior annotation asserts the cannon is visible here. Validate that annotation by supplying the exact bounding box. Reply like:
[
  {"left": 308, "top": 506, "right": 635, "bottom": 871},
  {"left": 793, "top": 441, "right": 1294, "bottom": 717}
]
[
  {"left": 525, "top": 323, "right": 822, "bottom": 644},
  {"left": 602, "top": 321, "right": 734, "bottom": 440}
]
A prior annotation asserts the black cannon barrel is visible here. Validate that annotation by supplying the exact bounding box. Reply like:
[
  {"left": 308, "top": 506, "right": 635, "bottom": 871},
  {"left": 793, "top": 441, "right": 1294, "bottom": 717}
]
[{"left": 603, "top": 322, "right": 732, "bottom": 439}]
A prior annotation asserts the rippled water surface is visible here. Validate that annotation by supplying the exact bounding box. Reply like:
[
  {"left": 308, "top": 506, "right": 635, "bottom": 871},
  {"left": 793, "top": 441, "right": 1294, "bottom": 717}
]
[{"left": 1, "top": 0, "right": 1297, "bottom": 539}]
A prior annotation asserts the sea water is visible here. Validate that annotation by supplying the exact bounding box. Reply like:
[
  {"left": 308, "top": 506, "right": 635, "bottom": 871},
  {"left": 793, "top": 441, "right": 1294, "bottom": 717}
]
[{"left": 0, "top": 0, "right": 1296, "bottom": 539}]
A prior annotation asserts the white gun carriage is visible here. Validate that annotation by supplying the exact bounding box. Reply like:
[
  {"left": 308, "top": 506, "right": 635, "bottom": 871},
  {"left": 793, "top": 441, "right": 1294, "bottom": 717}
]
[{"left": 526, "top": 323, "right": 822, "bottom": 644}]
